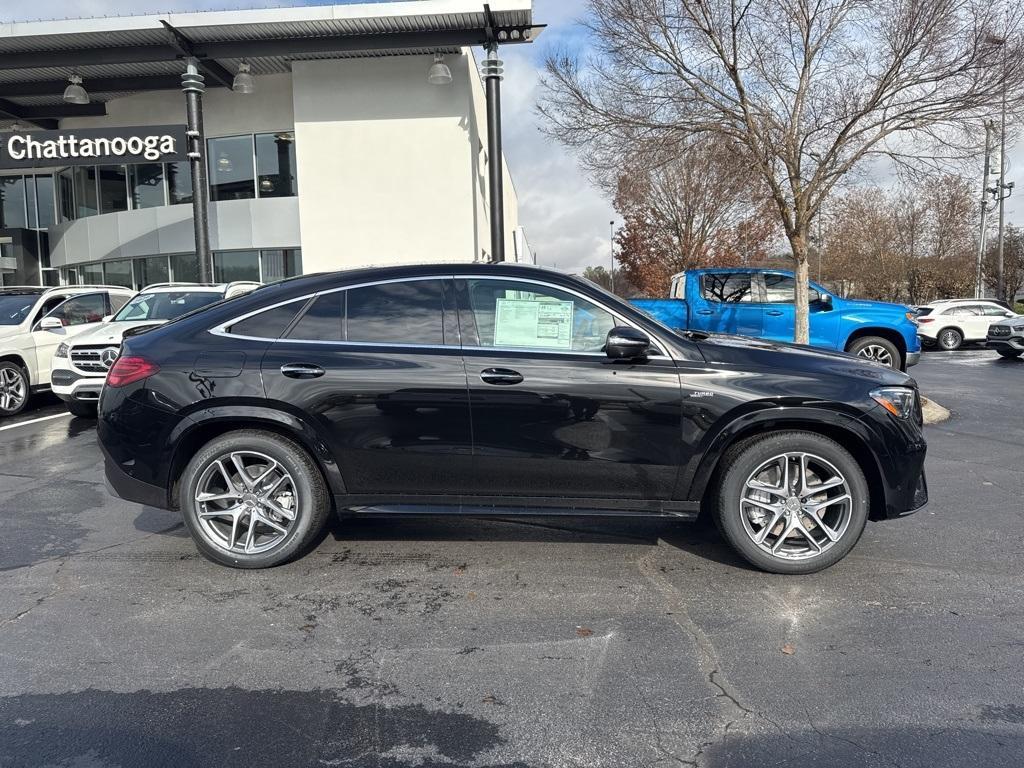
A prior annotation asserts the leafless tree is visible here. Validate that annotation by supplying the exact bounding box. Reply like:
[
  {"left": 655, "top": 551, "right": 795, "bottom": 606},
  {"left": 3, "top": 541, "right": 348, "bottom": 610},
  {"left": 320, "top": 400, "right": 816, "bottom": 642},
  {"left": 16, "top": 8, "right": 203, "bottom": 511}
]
[{"left": 539, "top": 0, "right": 1024, "bottom": 342}]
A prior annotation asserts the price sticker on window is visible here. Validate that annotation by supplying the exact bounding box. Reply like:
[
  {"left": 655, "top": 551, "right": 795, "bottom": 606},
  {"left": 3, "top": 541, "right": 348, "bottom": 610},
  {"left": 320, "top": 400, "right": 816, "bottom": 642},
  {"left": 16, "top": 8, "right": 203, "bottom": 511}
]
[{"left": 494, "top": 298, "right": 573, "bottom": 349}]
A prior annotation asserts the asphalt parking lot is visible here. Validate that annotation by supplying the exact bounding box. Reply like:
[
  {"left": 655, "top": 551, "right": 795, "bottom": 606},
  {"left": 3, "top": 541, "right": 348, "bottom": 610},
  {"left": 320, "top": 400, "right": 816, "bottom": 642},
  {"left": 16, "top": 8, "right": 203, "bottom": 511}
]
[{"left": 0, "top": 350, "right": 1021, "bottom": 768}]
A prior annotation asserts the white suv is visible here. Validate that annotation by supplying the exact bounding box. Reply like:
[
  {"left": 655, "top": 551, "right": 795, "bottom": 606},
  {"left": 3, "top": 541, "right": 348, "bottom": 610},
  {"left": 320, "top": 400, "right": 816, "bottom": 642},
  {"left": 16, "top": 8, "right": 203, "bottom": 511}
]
[
  {"left": 51, "top": 282, "right": 260, "bottom": 416},
  {"left": 917, "top": 298, "right": 1018, "bottom": 350},
  {"left": 0, "top": 286, "right": 135, "bottom": 417}
]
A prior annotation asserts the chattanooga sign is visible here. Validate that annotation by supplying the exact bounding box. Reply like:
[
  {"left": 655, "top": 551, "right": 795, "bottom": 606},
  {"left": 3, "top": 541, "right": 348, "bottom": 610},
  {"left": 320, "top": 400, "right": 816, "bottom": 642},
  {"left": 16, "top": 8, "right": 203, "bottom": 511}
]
[{"left": 0, "top": 125, "right": 187, "bottom": 169}]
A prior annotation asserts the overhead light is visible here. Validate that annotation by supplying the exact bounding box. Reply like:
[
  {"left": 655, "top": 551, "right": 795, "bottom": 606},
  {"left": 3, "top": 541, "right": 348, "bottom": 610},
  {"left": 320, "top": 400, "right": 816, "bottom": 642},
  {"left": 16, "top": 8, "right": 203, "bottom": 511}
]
[
  {"left": 10, "top": 120, "right": 25, "bottom": 132},
  {"left": 63, "top": 74, "right": 89, "bottom": 105},
  {"left": 232, "top": 60, "right": 255, "bottom": 94},
  {"left": 217, "top": 154, "right": 233, "bottom": 173},
  {"left": 427, "top": 54, "right": 452, "bottom": 86}
]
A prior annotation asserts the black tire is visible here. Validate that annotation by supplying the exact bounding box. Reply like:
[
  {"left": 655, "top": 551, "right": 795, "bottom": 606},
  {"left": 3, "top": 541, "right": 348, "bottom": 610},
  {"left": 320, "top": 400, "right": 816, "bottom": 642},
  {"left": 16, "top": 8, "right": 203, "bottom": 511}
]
[
  {"left": 180, "top": 429, "right": 329, "bottom": 569},
  {"left": 997, "top": 349, "right": 1023, "bottom": 359},
  {"left": 713, "top": 431, "right": 870, "bottom": 575},
  {"left": 936, "top": 327, "right": 963, "bottom": 351},
  {"left": 847, "top": 336, "right": 902, "bottom": 369},
  {"left": 66, "top": 400, "right": 97, "bottom": 418},
  {"left": 0, "top": 361, "right": 30, "bottom": 417}
]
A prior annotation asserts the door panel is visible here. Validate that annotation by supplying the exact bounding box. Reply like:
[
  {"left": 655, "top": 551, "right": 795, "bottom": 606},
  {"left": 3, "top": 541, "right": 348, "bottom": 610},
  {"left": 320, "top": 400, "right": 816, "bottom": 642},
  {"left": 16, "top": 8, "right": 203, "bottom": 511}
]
[
  {"left": 457, "top": 277, "right": 684, "bottom": 501},
  {"left": 261, "top": 278, "right": 474, "bottom": 495},
  {"left": 695, "top": 273, "right": 762, "bottom": 336},
  {"left": 760, "top": 272, "right": 840, "bottom": 347}
]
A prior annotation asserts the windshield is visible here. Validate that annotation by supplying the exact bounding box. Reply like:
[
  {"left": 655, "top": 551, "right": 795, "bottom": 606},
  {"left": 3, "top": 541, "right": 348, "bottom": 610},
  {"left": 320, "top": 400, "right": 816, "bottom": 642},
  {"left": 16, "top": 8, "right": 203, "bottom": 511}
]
[
  {"left": 0, "top": 294, "right": 40, "bottom": 326},
  {"left": 113, "top": 291, "right": 222, "bottom": 322}
]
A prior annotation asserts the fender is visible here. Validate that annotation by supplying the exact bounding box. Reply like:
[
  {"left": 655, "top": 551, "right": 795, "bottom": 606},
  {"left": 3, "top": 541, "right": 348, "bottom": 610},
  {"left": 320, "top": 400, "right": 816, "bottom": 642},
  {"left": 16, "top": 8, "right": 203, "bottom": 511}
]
[
  {"left": 168, "top": 402, "right": 348, "bottom": 497},
  {"left": 680, "top": 403, "right": 886, "bottom": 503}
]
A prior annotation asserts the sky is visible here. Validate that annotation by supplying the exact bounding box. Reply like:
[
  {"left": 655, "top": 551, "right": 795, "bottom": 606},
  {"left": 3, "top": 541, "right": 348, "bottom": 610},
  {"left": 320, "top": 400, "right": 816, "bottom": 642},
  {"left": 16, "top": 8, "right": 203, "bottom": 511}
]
[{"left": 2, "top": 0, "right": 1018, "bottom": 273}]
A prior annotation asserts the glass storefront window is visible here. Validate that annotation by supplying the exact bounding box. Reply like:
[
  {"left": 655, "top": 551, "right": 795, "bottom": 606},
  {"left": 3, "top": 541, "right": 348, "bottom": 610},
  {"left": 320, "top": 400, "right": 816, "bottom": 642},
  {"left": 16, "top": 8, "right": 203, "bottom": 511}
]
[
  {"left": 209, "top": 135, "right": 255, "bottom": 201},
  {"left": 0, "top": 176, "right": 27, "bottom": 229},
  {"left": 130, "top": 164, "right": 166, "bottom": 210},
  {"left": 103, "top": 259, "right": 133, "bottom": 288},
  {"left": 98, "top": 165, "right": 129, "bottom": 215},
  {"left": 58, "top": 169, "right": 75, "bottom": 223},
  {"left": 73, "top": 166, "right": 98, "bottom": 218},
  {"left": 81, "top": 263, "right": 104, "bottom": 285},
  {"left": 33, "top": 176, "right": 56, "bottom": 230},
  {"left": 167, "top": 162, "right": 193, "bottom": 206},
  {"left": 255, "top": 132, "right": 297, "bottom": 198},
  {"left": 214, "top": 250, "right": 260, "bottom": 282},
  {"left": 134, "top": 255, "right": 170, "bottom": 288},
  {"left": 170, "top": 252, "right": 201, "bottom": 283},
  {"left": 260, "top": 249, "right": 302, "bottom": 283}
]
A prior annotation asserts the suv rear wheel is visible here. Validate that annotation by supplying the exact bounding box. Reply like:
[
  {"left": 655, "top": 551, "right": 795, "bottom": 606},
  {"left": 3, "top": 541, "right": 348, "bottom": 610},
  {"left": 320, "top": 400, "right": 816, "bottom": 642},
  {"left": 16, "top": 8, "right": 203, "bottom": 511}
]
[
  {"left": 180, "top": 430, "right": 329, "bottom": 568},
  {"left": 0, "top": 362, "right": 29, "bottom": 417},
  {"left": 713, "top": 431, "right": 870, "bottom": 574},
  {"left": 936, "top": 328, "right": 963, "bottom": 351}
]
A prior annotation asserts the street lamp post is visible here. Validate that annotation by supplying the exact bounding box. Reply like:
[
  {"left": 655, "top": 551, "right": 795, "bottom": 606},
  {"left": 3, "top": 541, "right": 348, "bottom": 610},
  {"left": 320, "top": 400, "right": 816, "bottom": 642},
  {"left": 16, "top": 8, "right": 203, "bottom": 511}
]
[
  {"left": 609, "top": 220, "right": 616, "bottom": 294},
  {"left": 976, "top": 120, "right": 996, "bottom": 299}
]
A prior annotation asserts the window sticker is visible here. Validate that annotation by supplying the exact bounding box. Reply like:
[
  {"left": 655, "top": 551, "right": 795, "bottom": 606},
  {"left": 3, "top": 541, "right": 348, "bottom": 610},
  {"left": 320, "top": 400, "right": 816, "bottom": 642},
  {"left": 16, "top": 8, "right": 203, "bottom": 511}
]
[{"left": 494, "top": 298, "right": 573, "bottom": 349}]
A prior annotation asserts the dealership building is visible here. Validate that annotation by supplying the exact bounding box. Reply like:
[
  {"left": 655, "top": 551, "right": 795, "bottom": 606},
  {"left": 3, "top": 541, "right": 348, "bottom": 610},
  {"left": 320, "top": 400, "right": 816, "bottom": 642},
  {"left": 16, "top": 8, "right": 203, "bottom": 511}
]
[{"left": 0, "top": 1, "right": 537, "bottom": 289}]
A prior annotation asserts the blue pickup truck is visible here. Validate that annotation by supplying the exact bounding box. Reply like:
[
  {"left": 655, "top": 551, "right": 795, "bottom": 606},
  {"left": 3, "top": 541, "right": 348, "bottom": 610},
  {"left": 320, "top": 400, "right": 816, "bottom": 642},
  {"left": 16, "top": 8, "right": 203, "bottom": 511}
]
[{"left": 630, "top": 268, "right": 920, "bottom": 370}]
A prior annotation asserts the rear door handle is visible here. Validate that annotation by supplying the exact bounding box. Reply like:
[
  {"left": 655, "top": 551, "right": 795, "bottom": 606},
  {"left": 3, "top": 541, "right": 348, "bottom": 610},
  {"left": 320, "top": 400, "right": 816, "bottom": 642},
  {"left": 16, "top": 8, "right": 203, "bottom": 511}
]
[
  {"left": 766, "top": 310, "right": 784, "bottom": 316},
  {"left": 696, "top": 309, "right": 714, "bottom": 315},
  {"left": 280, "top": 363, "right": 325, "bottom": 379},
  {"left": 480, "top": 368, "right": 523, "bottom": 386}
]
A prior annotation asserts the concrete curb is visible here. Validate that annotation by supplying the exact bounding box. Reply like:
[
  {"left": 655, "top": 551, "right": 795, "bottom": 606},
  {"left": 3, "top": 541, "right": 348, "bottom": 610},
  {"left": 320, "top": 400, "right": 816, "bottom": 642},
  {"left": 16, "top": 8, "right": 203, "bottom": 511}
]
[{"left": 921, "top": 396, "right": 951, "bottom": 425}]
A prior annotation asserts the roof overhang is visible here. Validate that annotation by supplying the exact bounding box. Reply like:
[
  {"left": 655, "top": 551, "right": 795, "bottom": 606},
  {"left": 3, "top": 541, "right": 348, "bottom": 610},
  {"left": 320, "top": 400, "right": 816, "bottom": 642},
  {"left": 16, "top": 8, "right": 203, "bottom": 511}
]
[{"left": 0, "top": 1, "right": 540, "bottom": 129}]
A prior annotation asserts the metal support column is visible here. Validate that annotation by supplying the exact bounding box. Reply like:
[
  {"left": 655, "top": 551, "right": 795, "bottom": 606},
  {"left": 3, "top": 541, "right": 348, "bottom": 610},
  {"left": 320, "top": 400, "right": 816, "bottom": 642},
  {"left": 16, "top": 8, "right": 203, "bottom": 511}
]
[
  {"left": 976, "top": 121, "right": 994, "bottom": 299},
  {"left": 182, "top": 58, "right": 212, "bottom": 283},
  {"left": 482, "top": 43, "right": 505, "bottom": 262}
]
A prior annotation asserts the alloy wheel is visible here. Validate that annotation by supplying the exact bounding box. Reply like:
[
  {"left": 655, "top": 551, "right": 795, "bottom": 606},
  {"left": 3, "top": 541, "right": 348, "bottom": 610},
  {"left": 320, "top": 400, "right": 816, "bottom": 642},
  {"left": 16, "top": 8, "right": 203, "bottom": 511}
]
[
  {"left": 194, "top": 451, "right": 299, "bottom": 555},
  {"left": 939, "top": 330, "right": 960, "bottom": 350},
  {"left": 0, "top": 367, "right": 27, "bottom": 414},
  {"left": 855, "top": 344, "right": 894, "bottom": 367},
  {"left": 740, "top": 452, "right": 853, "bottom": 561}
]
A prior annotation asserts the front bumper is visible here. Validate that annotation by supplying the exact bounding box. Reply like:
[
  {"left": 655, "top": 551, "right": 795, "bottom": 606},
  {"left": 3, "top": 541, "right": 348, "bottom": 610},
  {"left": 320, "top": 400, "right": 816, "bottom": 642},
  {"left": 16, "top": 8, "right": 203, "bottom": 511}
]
[
  {"left": 906, "top": 350, "right": 921, "bottom": 367},
  {"left": 855, "top": 404, "right": 928, "bottom": 519},
  {"left": 986, "top": 334, "right": 1024, "bottom": 352},
  {"left": 51, "top": 368, "right": 104, "bottom": 401}
]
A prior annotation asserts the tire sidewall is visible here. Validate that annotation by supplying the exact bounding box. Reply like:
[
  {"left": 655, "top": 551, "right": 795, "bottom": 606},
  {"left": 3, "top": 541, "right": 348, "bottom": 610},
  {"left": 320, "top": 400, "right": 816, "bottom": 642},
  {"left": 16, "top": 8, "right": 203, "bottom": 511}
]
[
  {"left": 181, "top": 432, "right": 324, "bottom": 568},
  {"left": 715, "top": 433, "right": 870, "bottom": 574},
  {"left": 849, "top": 337, "right": 901, "bottom": 369},
  {"left": 937, "top": 328, "right": 962, "bottom": 351},
  {"left": 0, "top": 362, "right": 30, "bottom": 417}
]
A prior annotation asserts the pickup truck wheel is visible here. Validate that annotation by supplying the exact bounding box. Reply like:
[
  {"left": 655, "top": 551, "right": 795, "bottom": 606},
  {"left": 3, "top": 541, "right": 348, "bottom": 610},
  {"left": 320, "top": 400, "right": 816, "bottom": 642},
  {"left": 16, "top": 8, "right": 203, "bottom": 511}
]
[
  {"left": 936, "top": 328, "right": 962, "bottom": 351},
  {"left": 0, "top": 362, "right": 29, "bottom": 417},
  {"left": 713, "top": 431, "right": 869, "bottom": 574},
  {"left": 180, "top": 430, "right": 329, "bottom": 569},
  {"left": 847, "top": 336, "right": 901, "bottom": 368}
]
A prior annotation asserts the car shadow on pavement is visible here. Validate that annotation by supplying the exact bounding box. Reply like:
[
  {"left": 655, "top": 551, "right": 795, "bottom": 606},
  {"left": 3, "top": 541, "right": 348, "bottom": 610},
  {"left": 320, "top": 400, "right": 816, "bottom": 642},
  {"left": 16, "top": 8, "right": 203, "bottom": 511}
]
[{"left": 132, "top": 506, "right": 188, "bottom": 537}]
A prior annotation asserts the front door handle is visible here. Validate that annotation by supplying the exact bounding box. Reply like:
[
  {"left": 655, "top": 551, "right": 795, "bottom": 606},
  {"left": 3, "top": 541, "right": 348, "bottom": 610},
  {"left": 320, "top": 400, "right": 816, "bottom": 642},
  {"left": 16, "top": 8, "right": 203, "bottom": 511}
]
[
  {"left": 766, "top": 309, "right": 784, "bottom": 317},
  {"left": 696, "top": 309, "right": 714, "bottom": 315},
  {"left": 280, "top": 363, "right": 325, "bottom": 379},
  {"left": 480, "top": 368, "right": 523, "bottom": 386}
]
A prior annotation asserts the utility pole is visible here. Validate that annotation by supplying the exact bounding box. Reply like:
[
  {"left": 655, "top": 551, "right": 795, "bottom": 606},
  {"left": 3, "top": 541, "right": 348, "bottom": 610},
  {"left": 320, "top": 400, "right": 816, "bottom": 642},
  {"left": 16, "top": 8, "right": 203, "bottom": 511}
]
[
  {"left": 609, "top": 220, "right": 616, "bottom": 294},
  {"left": 977, "top": 121, "right": 996, "bottom": 299},
  {"left": 996, "top": 35, "right": 1008, "bottom": 303}
]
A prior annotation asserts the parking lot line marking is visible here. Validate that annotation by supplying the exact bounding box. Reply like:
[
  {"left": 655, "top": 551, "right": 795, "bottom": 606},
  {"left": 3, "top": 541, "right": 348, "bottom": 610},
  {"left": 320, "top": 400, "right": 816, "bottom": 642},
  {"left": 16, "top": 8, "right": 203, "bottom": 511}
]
[{"left": 0, "top": 412, "right": 73, "bottom": 433}]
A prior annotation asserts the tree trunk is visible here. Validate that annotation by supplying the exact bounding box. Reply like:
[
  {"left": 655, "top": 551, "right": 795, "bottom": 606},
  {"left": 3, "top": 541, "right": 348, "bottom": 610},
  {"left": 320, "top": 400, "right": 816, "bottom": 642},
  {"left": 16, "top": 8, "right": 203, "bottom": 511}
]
[{"left": 791, "top": 232, "right": 810, "bottom": 345}]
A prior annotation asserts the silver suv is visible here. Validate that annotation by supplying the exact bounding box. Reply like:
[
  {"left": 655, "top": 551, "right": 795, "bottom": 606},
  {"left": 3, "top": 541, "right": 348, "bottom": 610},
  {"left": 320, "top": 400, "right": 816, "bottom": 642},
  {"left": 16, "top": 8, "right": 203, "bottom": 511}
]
[{"left": 986, "top": 315, "right": 1024, "bottom": 359}]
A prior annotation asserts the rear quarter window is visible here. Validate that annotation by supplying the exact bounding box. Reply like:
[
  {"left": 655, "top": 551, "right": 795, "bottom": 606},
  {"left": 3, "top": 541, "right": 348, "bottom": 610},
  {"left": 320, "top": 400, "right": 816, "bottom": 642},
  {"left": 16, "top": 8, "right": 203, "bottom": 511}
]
[{"left": 227, "top": 300, "right": 305, "bottom": 339}]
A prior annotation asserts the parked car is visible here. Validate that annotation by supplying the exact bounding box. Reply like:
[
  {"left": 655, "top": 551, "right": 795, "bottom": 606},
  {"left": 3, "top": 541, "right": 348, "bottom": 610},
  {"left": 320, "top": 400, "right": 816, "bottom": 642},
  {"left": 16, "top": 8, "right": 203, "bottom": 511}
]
[
  {"left": 916, "top": 299, "right": 1018, "bottom": 350},
  {"left": 630, "top": 269, "right": 921, "bottom": 370},
  {"left": 51, "top": 282, "right": 260, "bottom": 417},
  {"left": 98, "top": 263, "right": 928, "bottom": 575},
  {"left": 985, "top": 315, "right": 1024, "bottom": 358},
  {"left": 0, "top": 285, "right": 134, "bottom": 417}
]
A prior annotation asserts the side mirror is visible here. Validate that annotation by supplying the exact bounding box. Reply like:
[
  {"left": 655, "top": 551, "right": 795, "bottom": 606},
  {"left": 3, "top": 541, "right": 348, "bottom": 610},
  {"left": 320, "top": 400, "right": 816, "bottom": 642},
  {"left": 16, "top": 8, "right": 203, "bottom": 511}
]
[
  {"left": 37, "top": 316, "right": 64, "bottom": 331},
  {"left": 819, "top": 293, "right": 833, "bottom": 307},
  {"left": 605, "top": 326, "right": 651, "bottom": 360}
]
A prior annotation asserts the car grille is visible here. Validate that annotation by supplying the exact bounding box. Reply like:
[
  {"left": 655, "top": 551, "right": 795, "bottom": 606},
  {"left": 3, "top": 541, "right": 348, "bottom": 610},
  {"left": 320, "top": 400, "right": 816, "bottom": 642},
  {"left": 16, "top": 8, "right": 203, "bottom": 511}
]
[
  {"left": 70, "top": 345, "right": 119, "bottom": 373},
  {"left": 989, "top": 326, "right": 1011, "bottom": 337}
]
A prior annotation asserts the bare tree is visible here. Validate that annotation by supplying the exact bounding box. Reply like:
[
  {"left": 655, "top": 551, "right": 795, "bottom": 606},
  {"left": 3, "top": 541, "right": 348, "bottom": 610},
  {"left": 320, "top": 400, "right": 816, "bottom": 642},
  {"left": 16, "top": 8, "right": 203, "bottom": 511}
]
[{"left": 539, "top": 0, "right": 1024, "bottom": 342}]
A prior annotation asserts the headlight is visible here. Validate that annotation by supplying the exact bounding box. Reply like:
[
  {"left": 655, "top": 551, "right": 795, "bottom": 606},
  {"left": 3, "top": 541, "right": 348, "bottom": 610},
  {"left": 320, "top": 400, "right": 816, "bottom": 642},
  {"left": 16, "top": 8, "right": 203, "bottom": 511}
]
[
  {"left": 55, "top": 343, "right": 69, "bottom": 358},
  {"left": 1013, "top": 325, "right": 1024, "bottom": 333},
  {"left": 905, "top": 311, "right": 918, "bottom": 326},
  {"left": 871, "top": 387, "right": 916, "bottom": 419}
]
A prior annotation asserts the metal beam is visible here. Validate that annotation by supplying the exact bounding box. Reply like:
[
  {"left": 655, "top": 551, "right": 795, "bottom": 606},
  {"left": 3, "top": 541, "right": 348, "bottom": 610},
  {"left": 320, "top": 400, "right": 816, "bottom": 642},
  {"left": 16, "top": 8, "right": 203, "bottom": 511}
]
[
  {"left": 0, "top": 26, "right": 540, "bottom": 71},
  {"left": 0, "top": 75, "right": 198, "bottom": 98},
  {"left": 160, "top": 20, "right": 234, "bottom": 89},
  {"left": 0, "top": 99, "right": 56, "bottom": 129},
  {"left": 14, "top": 103, "right": 107, "bottom": 119}
]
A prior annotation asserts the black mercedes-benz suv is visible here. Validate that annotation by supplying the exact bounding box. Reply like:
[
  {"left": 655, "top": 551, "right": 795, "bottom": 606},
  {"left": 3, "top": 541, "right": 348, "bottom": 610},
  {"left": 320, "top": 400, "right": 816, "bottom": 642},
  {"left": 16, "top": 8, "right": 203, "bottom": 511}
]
[{"left": 98, "top": 263, "right": 927, "bottom": 574}]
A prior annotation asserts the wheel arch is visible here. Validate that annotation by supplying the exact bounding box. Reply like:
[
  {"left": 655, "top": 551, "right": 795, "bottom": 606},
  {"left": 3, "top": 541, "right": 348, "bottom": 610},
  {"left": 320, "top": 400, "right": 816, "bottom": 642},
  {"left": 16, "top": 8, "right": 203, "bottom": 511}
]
[
  {"left": 688, "top": 412, "right": 888, "bottom": 522},
  {"left": 0, "top": 353, "right": 29, "bottom": 381},
  {"left": 167, "top": 407, "right": 345, "bottom": 510},
  {"left": 843, "top": 327, "right": 907, "bottom": 366}
]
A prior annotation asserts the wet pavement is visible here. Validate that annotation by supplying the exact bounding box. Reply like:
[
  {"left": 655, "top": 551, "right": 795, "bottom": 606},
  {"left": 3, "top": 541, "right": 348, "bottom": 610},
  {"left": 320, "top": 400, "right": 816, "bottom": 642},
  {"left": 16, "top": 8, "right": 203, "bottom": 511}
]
[{"left": 0, "top": 350, "right": 1021, "bottom": 767}]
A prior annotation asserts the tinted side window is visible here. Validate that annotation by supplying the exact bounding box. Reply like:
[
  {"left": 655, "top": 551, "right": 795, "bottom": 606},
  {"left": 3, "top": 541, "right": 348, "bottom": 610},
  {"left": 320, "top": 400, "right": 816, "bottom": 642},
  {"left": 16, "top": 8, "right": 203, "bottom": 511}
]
[
  {"left": 763, "top": 273, "right": 820, "bottom": 304},
  {"left": 47, "top": 294, "right": 106, "bottom": 326},
  {"left": 464, "top": 279, "right": 616, "bottom": 353},
  {"left": 346, "top": 280, "right": 445, "bottom": 345},
  {"left": 701, "top": 273, "right": 753, "bottom": 303},
  {"left": 228, "top": 301, "right": 303, "bottom": 339},
  {"left": 287, "top": 292, "right": 343, "bottom": 342}
]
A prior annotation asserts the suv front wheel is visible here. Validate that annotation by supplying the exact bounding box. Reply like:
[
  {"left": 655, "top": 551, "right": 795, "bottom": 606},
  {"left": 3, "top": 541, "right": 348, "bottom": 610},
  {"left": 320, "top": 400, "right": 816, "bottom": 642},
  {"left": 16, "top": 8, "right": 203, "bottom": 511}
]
[
  {"left": 180, "top": 430, "right": 329, "bottom": 568},
  {"left": 713, "top": 431, "right": 870, "bottom": 574},
  {"left": 0, "top": 362, "right": 29, "bottom": 417}
]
